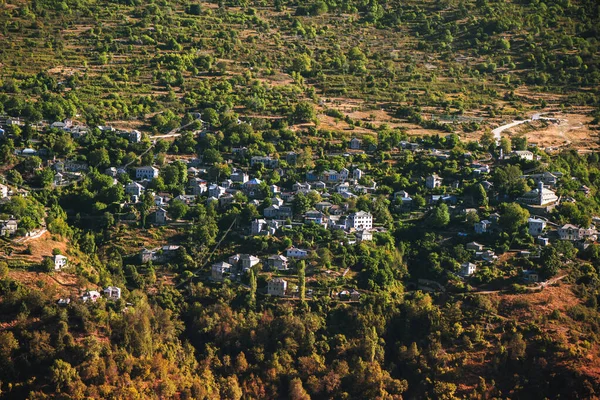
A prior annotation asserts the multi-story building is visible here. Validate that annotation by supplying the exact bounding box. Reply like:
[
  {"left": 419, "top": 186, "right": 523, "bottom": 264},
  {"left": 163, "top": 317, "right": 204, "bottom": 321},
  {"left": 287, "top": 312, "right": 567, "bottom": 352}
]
[
  {"left": 136, "top": 166, "right": 159, "bottom": 180},
  {"left": 268, "top": 278, "right": 287, "bottom": 296},
  {"left": 347, "top": 211, "right": 373, "bottom": 231}
]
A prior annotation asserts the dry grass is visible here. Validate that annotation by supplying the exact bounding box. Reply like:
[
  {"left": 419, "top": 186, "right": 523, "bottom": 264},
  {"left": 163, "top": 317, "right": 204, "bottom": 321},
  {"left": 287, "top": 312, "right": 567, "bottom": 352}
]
[{"left": 1, "top": 231, "right": 69, "bottom": 265}]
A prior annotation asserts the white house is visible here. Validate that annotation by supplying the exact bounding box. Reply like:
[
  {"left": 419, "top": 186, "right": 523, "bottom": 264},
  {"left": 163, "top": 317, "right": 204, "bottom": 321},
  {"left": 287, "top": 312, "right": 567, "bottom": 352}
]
[
  {"left": 305, "top": 210, "right": 327, "bottom": 226},
  {"left": 335, "top": 182, "right": 350, "bottom": 193},
  {"left": 558, "top": 224, "right": 583, "bottom": 241},
  {"left": 426, "top": 174, "right": 442, "bottom": 189},
  {"left": 466, "top": 242, "right": 485, "bottom": 251},
  {"left": 240, "top": 254, "right": 260, "bottom": 271},
  {"left": 476, "top": 250, "right": 498, "bottom": 262},
  {"left": 347, "top": 211, "right": 373, "bottom": 231},
  {"left": 208, "top": 184, "right": 226, "bottom": 198},
  {"left": 155, "top": 207, "right": 168, "bottom": 224},
  {"left": 267, "top": 278, "right": 287, "bottom": 296},
  {"left": 356, "top": 229, "right": 373, "bottom": 242},
  {"left": 267, "top": 255, "right": 289, "bottom": 271},
  {"left": 339, "top": 168, "right": 350, "bottom": 181},
  {"left": 136, "top": 166, "right": 159, "bottom": 180},
  {"left": 0, "top": 184, "right": 8, "bottom": 198},
  {"left": 54, "top": 254, "right": 68, "bottom": 270},
  {"left": 54, "top": 172, "right": 65, "bottom": 185},
  {"left": 286, "top": 247, "right": 309, "bottom": 259},
  {"left": 251, "top": 219, "right": 267, "bottom": 235},
  {"left": 264, "top": 205, "right": 280, "bottom": 218},
  {"left": 250, "top": 156, "right": 279, "bottom": 168},
  {"left": 353, "top": 168, "right": 363, "bottom": 181},
  {"left": 189, "top": 178, "right": 208, "bottom": 195},
  {"left": 0, "top": 218, "right": 18, "bottom": 236},
  {"left": 512, "top": 150, "right": 534, "bottom": 161},
  {"left": 103, "top": 286, "right": 122, "bottom": 300},
  {"left": 460, "top": 262, "right": 477, "bottom": 277},
  {"left": 211, "top": 261, "right": 232, "bottom": 281},
  {"left": 528, "top": 218, "right": 546, "bottom": 236},
  {"left": 350, "top": 137, "right": 362, "bottom": 150},
  {"left": 474, "top": 220, "right": 492, "bottom": 234},
  {"left": 231, "top": 171, "right": 249, "bottom": 183},
  {"left": 128, "top": 130, "right": 142, "bottom": 143},
  {"left": 82, "top": 290, "right": 101, "bottom": 303},
  {"left": 522, "top": 270, "right": 539, "bottom": 283},
  {"left": 125, "top": 182, "right": 144, "bottom": 197},
  {"left": 322, "top": 170, "right": 340, "bottom": 183}
]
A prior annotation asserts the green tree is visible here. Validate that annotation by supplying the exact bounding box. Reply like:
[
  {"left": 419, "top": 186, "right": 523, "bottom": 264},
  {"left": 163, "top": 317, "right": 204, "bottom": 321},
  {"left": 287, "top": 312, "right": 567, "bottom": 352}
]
[
  {"left": 427, "top": 203, "right": 450, "bottom": 228},
  {"left": 291, "top": 54, "right": 312, "bottom": 75},
  {"left": 480, "top": 130, "right": 495, "bottom": 149},
  {"left": 0, "top": 261, "right": 8, "bottom": 279},
  {"left": 51, "top": 359, "right": 79, "bottom": 392},
  {"left": 249, "top": 268, "right": 257, "bottom": 308},
  {"left": 298, "top": 260, "right": 306, "bottom": 301},
  {"left": 7, "top": 170, "right": 23, "bottom": 186},
  {"left": 291, "top": 102, "right": 316, "bottom": 124},
  {"left": 540, "top": 246, "right": 561, "bottom": 277},
  {"left": 499, "top": 203, "right": 529, "bottom": 233},
  {"left": 140, "top": 192, "right": 154, "bottom": 228},
  {"left": 168, "top": 199, "right": 188, "bottom": 220},
  {"left": 473, "top": 183, "right": 488, "bottom": 207},
  {"left": 88, "top": 148, "right": 110, "bottom": 168}
]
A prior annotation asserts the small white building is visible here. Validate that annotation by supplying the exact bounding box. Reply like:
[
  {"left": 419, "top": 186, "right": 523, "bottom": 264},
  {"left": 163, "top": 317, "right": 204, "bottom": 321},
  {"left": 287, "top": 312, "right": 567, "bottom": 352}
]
[
  {"left": 339, "top": 168, "right": 350, "bottom": 181},
  {"left": 251, "top": 219, "right": 267, "bottom": 235},
  {"left": 522, "top": 270, "right": 539, "bottom": 283},
  {"left": 460, "top": 262, "right": 477, "bottom": 277},
  {"left": 136, "top": 166, "right": 159, "bottom": 180},
  {"left": 250, "top": 156, "right": 279, "bottom": 168},
  {"left": 528, "top": 218, "right": 546, "bottom": 236},
  {"left": 208, "top": 184, "right": 226, "bottom": 198},
  {"left": 286, "top": 247, "right": 309, "bottom": 259},
  {"left": 230, "top": 171, "right": 249, "bottom": 183},
  {"left": 512, "top": 150, "right": 534, "bottom": 161},
  {"left": 125, "top": 182, "right": 144, "bottom": 197},
  {"left": 189, "top": 178, "right": 208, "bottom": 195},
  {"left": 267, "top": 255, "right": 289, "bottom": 271},
  {"left": 54, "top": 254, "right": 68, "bottom": 270},
  {"left": 211, "top": 261, "right": 232, "bottom": 281},
  {"left": 0, "top": 218, "right": 18, "bottom": 236},
  {"left": 155, "top": 207, "right": 168, "bottom": 224},
  {"left": 558, "top": 224, "right": 583, "bottom": 241},
  {"left": 128, "top": 130, "right": 142, "bottom": 143},
  {"left": 103, "top": 286, "right": 122, "bottom": 300},
  {"left": 466, "top": 242, "right": 485, "bottom": 251},
  {"left": 353, "top": 168, "right": 363, "bottom": 181},
  {"left": 240, "top": 254, "right": 260, "bottom": 271},
  {"left": 474, "top": 220, "right": 491, "bottom": 234},
  {"left": 267, "top": 278, "right": 287, "bottom": 296},
  {"left": 356, "top": 229, "right": 373, "bottom": 242},
  {"left": 54, "top": 172, "right": 65, "bottom": 185},
  {"left": 0, "top": 184, "right": 8, "bottom": 198},
  {"left": 350, "top": 137, "right": 362, "bottom": 150},
  {"left": 426, "top": 174, "right": 442, "bottom": 189},
  {"left": 82, "top": 290, "right": 101, "bottom": 303}
]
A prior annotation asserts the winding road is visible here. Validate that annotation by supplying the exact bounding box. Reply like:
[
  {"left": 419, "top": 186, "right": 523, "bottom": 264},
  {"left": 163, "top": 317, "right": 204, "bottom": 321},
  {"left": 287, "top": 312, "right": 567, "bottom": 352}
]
[{"left": 491, "top": 113, "right": 559, "bottom": 144}]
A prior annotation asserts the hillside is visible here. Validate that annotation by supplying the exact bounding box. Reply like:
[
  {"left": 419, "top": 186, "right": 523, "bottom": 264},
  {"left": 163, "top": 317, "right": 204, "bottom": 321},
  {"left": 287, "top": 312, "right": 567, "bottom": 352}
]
[
  {"left": 0, "top": 0, "right": 600, "bottom": 399},
  {"left": 0, "top": 0, "right": 598, "bottom": 138}
]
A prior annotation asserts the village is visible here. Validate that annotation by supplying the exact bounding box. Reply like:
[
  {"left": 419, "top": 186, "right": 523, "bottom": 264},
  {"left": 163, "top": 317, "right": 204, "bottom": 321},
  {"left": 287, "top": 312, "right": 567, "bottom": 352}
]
[{"left": 0, "top": 112, "right": 594, "bottom": 305}]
